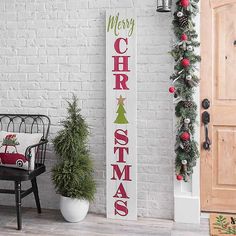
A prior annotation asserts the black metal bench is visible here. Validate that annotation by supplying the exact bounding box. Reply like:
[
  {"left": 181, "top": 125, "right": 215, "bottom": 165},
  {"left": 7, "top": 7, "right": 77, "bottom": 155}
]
[{"left": 0, "top": 114, "right": 50, "bottom": 230}]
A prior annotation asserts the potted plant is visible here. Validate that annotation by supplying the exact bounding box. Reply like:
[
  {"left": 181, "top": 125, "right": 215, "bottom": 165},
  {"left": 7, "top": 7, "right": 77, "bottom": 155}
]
[{"left": 52, "top": 95, "right": 96, "bottom": 222}]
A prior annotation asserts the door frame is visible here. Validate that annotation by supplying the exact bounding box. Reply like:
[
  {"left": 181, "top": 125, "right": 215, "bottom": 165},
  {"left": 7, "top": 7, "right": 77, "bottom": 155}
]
[{"left": 174, "top": 0, "right": 236, "bottom": 223}]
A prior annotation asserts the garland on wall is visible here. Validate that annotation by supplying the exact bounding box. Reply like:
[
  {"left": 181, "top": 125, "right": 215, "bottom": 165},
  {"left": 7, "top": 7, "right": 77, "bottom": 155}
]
[{"left": 169, "top": 0, "right": 200, "bottom": 182}]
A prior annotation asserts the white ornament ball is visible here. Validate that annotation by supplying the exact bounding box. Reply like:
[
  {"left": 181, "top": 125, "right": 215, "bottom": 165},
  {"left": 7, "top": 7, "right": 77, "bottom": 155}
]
[
  {"left": 184, "top": 118, "right": 191, "bottom": 124},
  {"left": 177, "top": 11, "right": 183, "bottom": 17},
  {"left": 186, "top": 75, "right": 192, "bottom": 81},
  {"left": 187, "top": 45, "right": 193, "bottom": 51},
  {"left": 182, "top": 160, "right": 188, "bottom": 165}
]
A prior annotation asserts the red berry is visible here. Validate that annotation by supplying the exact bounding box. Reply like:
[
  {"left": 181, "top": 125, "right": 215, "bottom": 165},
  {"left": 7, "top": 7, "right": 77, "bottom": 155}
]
[
  {"left": 180, "top": 0, "right": 190, "bottom": 8},
  {"left": 169, "top": 86, "right": 175, "bottom": 94},
  {"left": 181, "top": 58, "right": 190, "bottom": 68},
  {"left": 180, "top": 132, "right": 190, "bottom": 141},
  {"left": 181, "top": 34, "right": 188, "bottom": 41},
  {"left": 176, "top": 175, "right": 183, "bottom": 181}
]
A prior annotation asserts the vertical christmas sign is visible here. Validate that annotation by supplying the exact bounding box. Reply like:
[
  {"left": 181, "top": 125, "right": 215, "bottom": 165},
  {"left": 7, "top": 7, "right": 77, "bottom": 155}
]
[{"left": 106, "top": 9, "right": 137, "bottom": 220}]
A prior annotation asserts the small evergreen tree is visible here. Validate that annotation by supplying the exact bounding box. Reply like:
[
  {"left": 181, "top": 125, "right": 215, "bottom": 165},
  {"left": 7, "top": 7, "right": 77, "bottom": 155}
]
[{"left": 52, "top": 95, "right": 96, "bottom": 201}]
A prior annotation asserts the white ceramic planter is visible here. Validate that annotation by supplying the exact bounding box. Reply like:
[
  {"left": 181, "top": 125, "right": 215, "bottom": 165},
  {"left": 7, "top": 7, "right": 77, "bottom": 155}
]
[{"left": 60, "top": 196, "right": 89, "bottom": 222}]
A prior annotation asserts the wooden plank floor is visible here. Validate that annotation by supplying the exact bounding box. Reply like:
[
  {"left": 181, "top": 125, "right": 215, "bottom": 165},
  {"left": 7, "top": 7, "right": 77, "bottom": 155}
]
[{"left": 0, "top": 206, "right": 210, "bottom": 236}]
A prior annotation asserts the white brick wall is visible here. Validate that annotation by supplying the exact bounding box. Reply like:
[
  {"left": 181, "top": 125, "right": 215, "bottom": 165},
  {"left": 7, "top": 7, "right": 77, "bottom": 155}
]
[{"left": 0, "top": 0, "right": 174, "bottom": 219}]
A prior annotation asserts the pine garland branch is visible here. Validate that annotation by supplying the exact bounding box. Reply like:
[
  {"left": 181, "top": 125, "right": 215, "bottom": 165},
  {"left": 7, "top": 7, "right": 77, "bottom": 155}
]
[{"left": 170, "top": 0, "right": 200, "bottom": 182}]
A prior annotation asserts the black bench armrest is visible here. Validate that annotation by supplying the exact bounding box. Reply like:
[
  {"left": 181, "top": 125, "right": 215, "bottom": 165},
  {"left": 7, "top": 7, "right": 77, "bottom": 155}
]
[{"left": 25, "top": 140, "right": 48, "bottom": 169}]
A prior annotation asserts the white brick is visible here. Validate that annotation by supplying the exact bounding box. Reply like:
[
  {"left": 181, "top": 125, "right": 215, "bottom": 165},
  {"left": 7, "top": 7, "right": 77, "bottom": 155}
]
[
  {"left": 0, "top": 0, "right": 174, "bottom": 220},
  {"left": 67, "top": 0, "right": 88, "bottom": 10},
  {"left": 77, "top": 9, "right": 101, "bottom": 19},
  {"left": 59, "top": 47, "right": 79, "bottom": 56},
  {"left": 27, "top": 39, "right": 46, "bottom": 48},
  {"left": 38, "top": 47, "right": 58, "bottom": 56},
  {"left": 37, "top": 29, "right": 57, "bottom": 38},
  {"left": 28, "top": 73, "right": 48, "bottom": 81},
  {"left": 0, "top": 82, "right": 19, "bottom": 90},
  {"left": 1, "top": 99, "right": 21, "bottom": 108},
  {"left": 17, "top": 30, "right": 36, "bottom": 38},
  {"left": 65, "top": 38, "right": 87, "bottom": 47},
  {"left": 0, "top": 3, "right": 4, "bottom": 12},
  {"left": 21, "top": 99, "right": 41, "bottom": 107},
  {"left": 47, "top": 56, "right": 66, "bottom": 64},
  {"left": 27, "top": 56, "right": 47, "bottom": 64},
  {"left": 17, "top": 48, "right": 37, "bottom": 56},
  {"left": 65, "top": 20, "right": 88, "bottom": 28},
  {"left": 18, "top": 11, "right": 35, "bottom": 21},
  {"left": 26, "top": 3, "right": 45, "bottom": 12},
  {"left": 8, "top": 73, "right": 27, "bottom": 82},
  {"left": 61, "top": 82, "right": 81, "bottom": 90},
  {"left": 110, "top": 0, "right": 133, "bottom": 8},
  {"left": 39, "top": 82, "right": 60, "bottom": 91},
  {"left": 46, "top": 39, "right": 66, "bottom": 47},
  {"left": 0, "top": 13, "right": 17, "bottom": 21},
  {"left": 57, "top": 29, "right": 77, "bottom": 38},
  {"left": 0, "top": 65, "right": 18, "bottom": 72},
  {"left": 39, "top": 64, "right": 59, "bottom": 73},
  {"left": 133, "top": 0, "right": 157, "bottom": 8},
  {"left": 7, "top": 39, "right": 26, "bottom": 47},
  {"left": 19, "top": 65, "right": 39, "bottom": 73},
  {"left": 6, "top": 57, "right": 17, "bottom": 65},
  {"left": 27, "top": 20, "right": 46, "bottom": 29},
  {"left": 89, "top": 0, "right": 110, "bottom": 8},
  {"left": 59, "top": 64, "right": 80, "bottom": 73},
  {"left": 67, "top": 56, "right": 89, "bottom": 64},
  {"left": 15, "top": 3, "right": 26, "bottom": 12},
  {"left": 0, "top": 47, "right": 16, "bottom": 56},
  {"left": 45, "top": 2, "right": 66, "bottom": 11},
  {"left": 28, "top": 90, "right": 48, "bottom": 99},
  {"left": 46, "top": 20, "right": 64, "bottom": 29}
]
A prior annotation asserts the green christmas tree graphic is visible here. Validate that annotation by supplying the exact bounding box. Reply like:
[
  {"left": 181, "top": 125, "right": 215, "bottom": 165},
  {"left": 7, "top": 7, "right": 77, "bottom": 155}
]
[
  {"left": 2, "top": 134, "right": 19, "bottom": 153},
  {"left": 114, "top": 95, "right": 129, "bottom": 124}
]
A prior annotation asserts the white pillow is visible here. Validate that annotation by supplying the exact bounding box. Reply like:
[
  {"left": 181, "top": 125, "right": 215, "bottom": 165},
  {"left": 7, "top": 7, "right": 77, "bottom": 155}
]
[{"left": 0, "top": 131, "right": 43, "bottom": 171}]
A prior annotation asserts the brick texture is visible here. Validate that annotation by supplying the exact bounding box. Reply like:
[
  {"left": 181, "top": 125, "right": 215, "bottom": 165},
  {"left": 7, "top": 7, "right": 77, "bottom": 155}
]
[{"left": 0, "top": 0, "right": 174, "bottom": 219}]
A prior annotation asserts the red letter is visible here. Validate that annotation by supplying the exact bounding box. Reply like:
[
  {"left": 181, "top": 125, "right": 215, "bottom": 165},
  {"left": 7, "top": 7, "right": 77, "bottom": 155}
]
[
  {"left": 113, "top": 147, "right": 129, "bottom": 163},
  {"left": 114, "top": 129, "right": 128, "bottom": 146},
  {"left": 111, "top": 164, "right": 131, "bottom": 180},
  {"left": 114, "top": 38, "right": 128, "bottom": 54},
  {"left": 114, "top": 200, "right": 128, "bottom": 216},
  {"left": 113, "top": 183, "right": 129, "bottom": 199},
  {"left": 113, "top": 74, "right": 129, "bottom": 90},
  {"left": 112, "top": 56, "right": 130, "bottom": 72}
]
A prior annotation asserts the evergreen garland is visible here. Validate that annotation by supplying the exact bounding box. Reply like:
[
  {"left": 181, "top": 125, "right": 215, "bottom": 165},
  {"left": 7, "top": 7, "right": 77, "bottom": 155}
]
[{"left": 170, "top": 0, "right": 200, "bottom": 182}]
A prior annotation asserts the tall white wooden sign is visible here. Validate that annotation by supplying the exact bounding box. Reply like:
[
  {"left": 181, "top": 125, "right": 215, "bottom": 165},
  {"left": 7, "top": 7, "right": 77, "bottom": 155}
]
[{"left": 106, "top": 9, "right": 137, "bottom": 220}]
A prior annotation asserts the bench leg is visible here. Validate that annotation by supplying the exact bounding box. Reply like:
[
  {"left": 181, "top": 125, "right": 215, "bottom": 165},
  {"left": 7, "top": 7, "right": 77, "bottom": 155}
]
[
  {"left": 31, "top": 178, "right": 41, "bottom": 214},
  {"left": 15, "top": 181, "right": 22, "bottom": 230}
]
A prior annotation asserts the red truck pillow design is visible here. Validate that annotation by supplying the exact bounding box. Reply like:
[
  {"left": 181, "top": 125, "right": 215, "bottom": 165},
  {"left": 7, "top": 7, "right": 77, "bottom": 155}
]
[
  {"left": 0, "top": 134, "right": 28, "bottom": 169},
  {"left": 0, "top": 132, "right": 43, "bottom": 170}
]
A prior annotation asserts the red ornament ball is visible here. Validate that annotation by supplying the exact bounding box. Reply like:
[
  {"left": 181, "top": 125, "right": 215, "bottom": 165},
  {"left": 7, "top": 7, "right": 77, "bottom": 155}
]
[
  {"left": 180, "top": 132, "right": 190, "bottom": 141},
  {"left": 180, "top": 0, "right": 190, "bottom": 7},
  {"left": 181, "top": 33, "right": 188, "bottom": 41},
  {"left": 169, "top": 86, "right": 175, "bottom": 94},
  {"left": 176, "top": 175, "right": 183, "bottom": 181},
  {"left": 181, "top": 58, "right": 190, "bottom": 68}
]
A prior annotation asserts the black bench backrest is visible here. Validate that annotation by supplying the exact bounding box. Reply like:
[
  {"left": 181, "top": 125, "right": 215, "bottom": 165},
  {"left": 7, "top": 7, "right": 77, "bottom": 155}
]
[{"left": 0, "top": 114, "right": 50, "bottom": 165}]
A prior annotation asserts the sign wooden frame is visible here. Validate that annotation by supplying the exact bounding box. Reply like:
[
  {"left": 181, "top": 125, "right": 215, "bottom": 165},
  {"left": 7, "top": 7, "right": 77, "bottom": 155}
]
[{"left": 106, "top": 9, "right": 137, "bottom": 220}]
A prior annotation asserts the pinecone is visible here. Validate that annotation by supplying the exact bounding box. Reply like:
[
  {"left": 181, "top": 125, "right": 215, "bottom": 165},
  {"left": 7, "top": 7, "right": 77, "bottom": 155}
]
[
  {"left": 183, "top": 141, "right": 191, "bottom": 153},
  {"left": 183, "top": 101, "right": 193, "bottom": 108},
  {"left": 178, "top": 15, "right": 189, "bottom": 28}
]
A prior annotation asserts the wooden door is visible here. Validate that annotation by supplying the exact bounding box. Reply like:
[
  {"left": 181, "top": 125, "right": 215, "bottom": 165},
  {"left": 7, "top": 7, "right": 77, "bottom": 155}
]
[{"left": 201, "top": 0, "right": 236, "bottom": 213}]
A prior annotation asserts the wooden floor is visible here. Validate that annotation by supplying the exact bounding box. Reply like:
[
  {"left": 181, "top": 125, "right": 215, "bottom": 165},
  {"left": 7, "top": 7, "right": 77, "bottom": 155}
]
[{"left": 0, "top": 206, "right": 210, "bottom": 236}]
